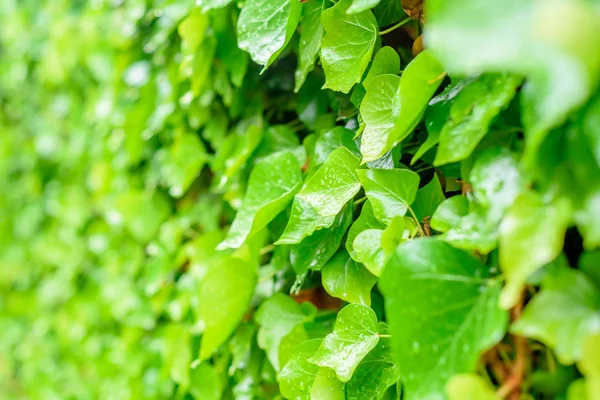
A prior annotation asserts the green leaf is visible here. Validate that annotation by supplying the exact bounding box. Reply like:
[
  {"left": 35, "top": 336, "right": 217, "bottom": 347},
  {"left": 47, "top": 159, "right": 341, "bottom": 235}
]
[
  {"left": 434, "top": 73, "right": 522, "bottom": 165},
  {"left": 511, "top": 267, "right": 600, "bottom": 364},
  {"left": 321, "top": 251, "right": 377, "bottom": 305},
  {"left": 279, "top": 339, "right": 323, "bottom": 400},
  {"left": 357, "top": 168, "right": 420, "bottom": 225},
  {"left": 256, "top": 294, "right": 317, "bottom": 371},
  {"left": 198, "top": 257, "right": 257, "bottom": 360},
  {"left": 348, "top": 0, "right": 382, "bottom": 14},
  {"left": 190, "top": 362, "right": 222, "bottom": 400},
  {"left": 353, "top": 229, "right": 386, "bottom": 277},
  {"left": 290, "top": 201, "right": 354, "bottom": 275},
  {"left": 160, "top": 132, "right": 208, "bottom": 197},
  {"left": 313, "top": 127, "right": 361, "bottom": 166},
  {"left": 579, "top": 334, "right": 600, "bottom": 400},
  {"left": 362, "top": 50, "right": 445, "bottom": 162},
  {"left": 321, "top": 0, "right": 378, "bottom": 93},
  {"left": 360, "top": 75, "right": 402, "bottom": 162},
  {"left": 297, "top": 147, "right": 362, "bottom": 217},
  {"left": 310, "top": 368, "right": 346, "bottom": 399},
  {"left": 309, "top": 304, "right": 380, "bottom": 382},
  {"left": 218, "top": 151, "right": 302, "bottom": 249},
  {"left": 427, "top": 0, "right": 600, "bottom": 160},
  {"left": 164, "top": 324, "right": 191, "bottom": 388},
  {"left": 237, "top": 0, "right": 303, "bottom": 68},
  {"left": 499, "top": 192, "right": 572, "bottom": 309},
  {"left": 295, "top": 0, "right": 324, "bottom": 92},
  {"left": 446, "top": 374, "right": 499, "bottom": 400},
  {"left": 412, "top": 174, "right": 446, "bottom": 222},
  {"left": 430, "top": 196, "right": 469, "bottom": 233},
  {"left": 346, "top": 200, "right": 386, "bottom": 261},
  {"left": 277, "top": 197, "right": 337, "bottom": 245},
  {"left": 363, "top": 47, "right": 401, "bottom": 90},
  {"left": 380, "top": 239, "right": 508, "bottom": 400},
  {"left": 199, "top": 0, "right": 234, "bottom": 11}
]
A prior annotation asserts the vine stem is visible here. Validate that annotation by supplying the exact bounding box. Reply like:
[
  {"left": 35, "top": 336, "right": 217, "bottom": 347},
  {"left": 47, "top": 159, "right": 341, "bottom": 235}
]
[
  {"left": 259, "top": 244, "right": 275, "bottom": 255},
  {"left": 408, "top": 206, "right": 426, "bottom": 237},
  {"left": 377, "top": 334, "right": 392, "bottom": 338},
  {"left": 378, "top": 17, "right": 412, "bottom": 36},
  {"left": 497, "top": 291, "right": 527, "bottom": 399},
  {"left": 353, "top": 196, "right": 367, "bottom": 206}
]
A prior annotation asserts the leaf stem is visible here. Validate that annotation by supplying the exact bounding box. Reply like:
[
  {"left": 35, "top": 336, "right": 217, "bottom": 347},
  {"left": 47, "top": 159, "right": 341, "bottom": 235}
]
[
  {"left": 378, "top": 17, "right": 412, "bottom": 36},
  {"left": 407, "top": 205, "right": 425, "bottom": 237},
  {"left": 259, "top": 244, "right": 275, "bottom": 255},
  {"left": 353, "top": 196, "right": 368, "bottom": 206},
  {"left": 377, "top": 334, "right": 392, "bottom": 338}
]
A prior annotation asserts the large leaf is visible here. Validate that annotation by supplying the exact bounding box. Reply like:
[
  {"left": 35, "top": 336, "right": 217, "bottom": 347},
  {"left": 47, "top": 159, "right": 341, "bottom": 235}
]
[
  {"left": 380, "top": 239, "right": 508, "bottom": 400},
  {"left": 277, "top": 197, "right": 336, "bottom": 245},
  {"left": 295, "top": 0, "right": 324, "bottom": 92},
  {"left": 321, "top": 251, "right": 377, "bottom": 305},
  {"left": 434, "top": 73, "right": 522, "bottom": 165},
  {"left": 427, "top": 0, "right": 600, "bottom": 160},
  {"left": 353, "top": 229, "right": 386, "bottom": 277},
  {"left": 357, "top": 168, "right": 420, "bottom": 225},
  {"left": 499, "top": 192, "right": 572, "bottom": 308},
  {"left": 363, "top": 47, "right": 401, "bottom": 90},
  {"left": 309, "top": 304, "right": 380, "bottom": 382},
  {"left": 297, "top": 147, "right": 362, "bottom": 217},
  {"left": 218, "top": 151, "right": 302, "bottom": 249},
  {"left": 255, "top": 294, "right": 317, "bottom": 371},
  {"left": 511, "top": 267, "right": 600, "bottom": 364},
  {"left": 360, "top": 75, "right": 402, "bottom": 162},
  {"left": 237, "top": 0, "right": 303, "bottom": 68},
  {"left": 446, "top": 374, "right": 498, "bottom": 400},
  {"left": 198, "top": 257, "right": 257, "bottom": 360},
  {"left": 321, "top": 0, "right": 378, "bottom": 93}
]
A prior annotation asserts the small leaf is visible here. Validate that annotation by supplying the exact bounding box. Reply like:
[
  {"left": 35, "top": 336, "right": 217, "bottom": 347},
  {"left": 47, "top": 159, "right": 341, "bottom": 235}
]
[
  {"left": 380, "top": 239, "right": 508, "bottom": 400},
  {"left": 256, "top": 294, "right": 317, "bottom": 371},
  {"left": 313, "top": 127, "right": 361, "bottom": 166},
  {"left": 357, "top": 168, "right": 420, "bottom": 225},
  {"left": 237, "top": 0, "right": 303, "bottom": 68},
  {"left": 321, "top": 0, "right": 378, "bottom": 93},
  {"left": 297, "top": 147, "right": 362, "bottom": 217},
  {"left": 199, "top": 257, "right": 256, "bottom": 360},
  {"left": 322, "top": 251, "right": 377, "bottom": 305},
  {"left": 190, "top": 363, "right": 222, "bottom": 400},
  {"left": 279, "top": 339, "right": 323, "bottom": 400},
  {"left": 353, "top": 229, "right": 386, "bottom": 277},
  {"left": 295, "top": 0, "right": 324, "bottom": 92},
  {"left": 511, "top": 267, "right": 600, "bottom": 364},
  {"left": 412, "top": 174, "right": 446, "bottom": 222},
  {"left": 348, "top": 0, "right": 382, "bottom": 14},
  {"left": 430, "top": 196, "right": 469, "bottom": 232},
  {"left": 309, "top": 304, "right": 380, "bottom": 382},
  {"left": 363, "top": 47, "right": 401, "bottom": 90},
  {"left": 499, "top": 192, "right": 572, "bottom": 309},
  {"left": 446, "top": 374, "right": 499, "bottom": 400},
  {"left": 346, "top": 200, "right": 386, "bottom": 261},
  {"left": 310, "top": 368, "right": 346, "bottom": 399},
  {"left": 218, "top": 151, "right": 302, "bottom": 249}
]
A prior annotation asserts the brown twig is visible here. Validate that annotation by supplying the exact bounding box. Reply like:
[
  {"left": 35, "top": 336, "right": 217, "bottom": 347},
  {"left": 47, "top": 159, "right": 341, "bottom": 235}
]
[{"left": 497, "top": 291, "right": 527, "bottom": 399}]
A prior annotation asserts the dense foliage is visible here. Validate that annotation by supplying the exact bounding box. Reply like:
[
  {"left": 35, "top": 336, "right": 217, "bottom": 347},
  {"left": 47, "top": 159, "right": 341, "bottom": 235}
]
[{"left": 1, "top": 0, "right": 599, "bottom": 399}]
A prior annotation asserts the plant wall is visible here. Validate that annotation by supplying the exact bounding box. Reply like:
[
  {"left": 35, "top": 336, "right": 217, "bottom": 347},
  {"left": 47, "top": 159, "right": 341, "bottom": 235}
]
[{"left": 1, "top": 0, "right": 599, "bottom": 399}]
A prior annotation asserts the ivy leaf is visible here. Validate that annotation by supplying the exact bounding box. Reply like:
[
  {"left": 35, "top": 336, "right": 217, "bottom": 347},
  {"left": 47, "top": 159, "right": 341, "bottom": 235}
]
[
  {"left": 277, "top": 197, "right": 336, "bottom": 245},
  {"left": 579, "top": 334, "right": 600, "bottom": 400},
  {"left": 256, "top": 294, "right": 317, "bottom": 371},
  {"left": 380, "top": 239, "right": 508, "bottom": 400},
  {"left": 446, "top": 374, "right": 499, "bottom": 400},
  {"left": 412, "top": 174, "right": 446, "bottom": 222},
  {"left": 160, "top": 132, "right": 207, "bottom": 197},
  {"left": 309, "top": 304, "right": 380, "bottom": 382},
  {"left": 310, "top": 368, "right": 346, "bottom": 399},
  {"left": 322, "top": 251, "right": 377, "bottom": 305},
  {"left": 279, "top": 339, "right": 323, "bottom": 400},
  {"left": 360, "top": 75, "right": 402, "bottom": 162},
  {"left": 199, "top": 0, "right": 234, "bottom": 11},
  {"left": 348, "top": 0, "right": 382, "bottom": 14},
  {"left": 164, "top": 324, "right": 191, "bottom": 387},
  {"left": 345, "top": 339, "right": 400, "bottom": 400},
  {"left": 218, "top": 151, "right": 302, "bottom": 249},
  {"left": 295, "top": 0, "right": 324, "bottom": 92},
  {"left": 357, "top": 168, "right": 420, "bottom": 225},
  {"left": 511, "top": 267, "right": 600, "bottom": 364},
  {"left": 290, "top": 202, "right": 354, "bottom": 275},
  {"left": 353, "top": 229, "right": 386, "bottom": 277},
  {"left": 297, "top": 147, "right": 362, "bottom": 217},
  {"left": 237, "top": 0, "right": 303, "bottom": 68},
  {"left": 427, "top": 0, "right": 600, "bottom": 161},
  {"left": 499, "top": 192, "right": 572, "bottom": 309},
  {"left": 434, "top": 73, "right": 522, "bottom": 165},
  {"left": 321, "top": 0, "right": 378, "bottom": 93},
  {"left": 363, "top": 47, "right": 401, "bottom": 90},
  {"left": 430, "top": 196, "right": 469, "bottom": 232},
  {"left": 313, "top": 127, "right": 361, "bottom": 166},
  {"left": 346, "top": 200, "right": 386, "bottom": 261},
  {"left": 198, "top": 257, "right": 257, "bottom": 360},
  {"left": 190, "top": 363, "right": 222, "bottom": 400}
]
